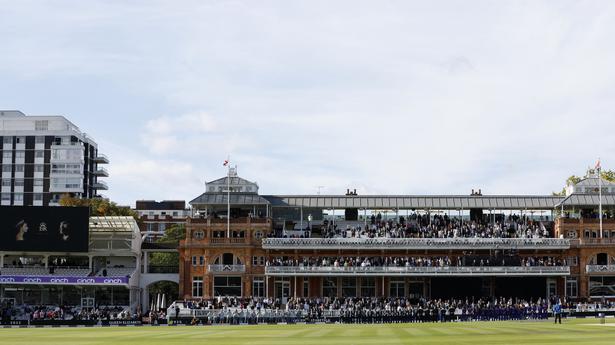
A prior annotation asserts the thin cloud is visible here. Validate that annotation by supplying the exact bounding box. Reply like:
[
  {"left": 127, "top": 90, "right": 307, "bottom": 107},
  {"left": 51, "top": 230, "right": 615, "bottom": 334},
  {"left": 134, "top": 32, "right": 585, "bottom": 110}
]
[{"left": 1, "top": 1, "right": 614, "bottom": 204}]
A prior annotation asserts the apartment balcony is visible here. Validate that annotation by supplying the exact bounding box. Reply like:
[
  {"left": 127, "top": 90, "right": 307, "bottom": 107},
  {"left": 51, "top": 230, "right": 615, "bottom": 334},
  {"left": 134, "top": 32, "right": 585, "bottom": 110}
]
[
  {"left": 586, "top": 265, "right": 615, "bottom": 274},
  {"left": 207, "top": 264, "right": 246, "bottom": 273},
  {"left": 261, "top": 237, "right": 571, "bottom": 250},
  {"left": 93, "top": 154, "right": 109, "bottom": 164},
  {"left": 92, "top": 167, "right": 109, "bottom": 177},
  {"left": 51, "top": 141, "right": 83, "bottom": 147},
  {"left": 92, "top": 181, "right": 108, "bottom": 190},
  {"left": 49, "top": 186, "right": 84, "bottom": 193},
  {"left": 265, "top": 265, "right": 570, "bottom": 277},
  {"left": 140, "top": 214, "right": 187, "bottom": 221}
]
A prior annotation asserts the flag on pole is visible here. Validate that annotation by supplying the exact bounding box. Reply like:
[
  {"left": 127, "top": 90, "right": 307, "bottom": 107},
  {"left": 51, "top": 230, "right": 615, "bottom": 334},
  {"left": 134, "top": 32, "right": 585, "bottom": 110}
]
[
  {"left": 223, "top": 159, "right": 229, "bottom": 166},
  {"left": 596, "top": 158, "right": 601, "bottom": 171}
]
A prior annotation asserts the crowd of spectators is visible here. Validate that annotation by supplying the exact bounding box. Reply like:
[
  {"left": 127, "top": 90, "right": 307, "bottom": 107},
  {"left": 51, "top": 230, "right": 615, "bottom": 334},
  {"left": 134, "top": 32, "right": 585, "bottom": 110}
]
[
  {"left": 173, "top": 296, "right": 565, "bottom": 324},
  {"left": 4, "top": 296, "right": 615, "bottom": 326},
  {"left": 273, "top": 214, "right": 551, "bottom": 240},
  {"left": 1, "top": 303, "right": 141, "bottom": 322},
  {"left": 73, "top": 306, "right": 139, "bottom": 321},
  {"left": 326, "top": 215, "right": 549, "bottom": 239},
  {"left": 265, "top": 255, "right": 567, "bottom": 268}
]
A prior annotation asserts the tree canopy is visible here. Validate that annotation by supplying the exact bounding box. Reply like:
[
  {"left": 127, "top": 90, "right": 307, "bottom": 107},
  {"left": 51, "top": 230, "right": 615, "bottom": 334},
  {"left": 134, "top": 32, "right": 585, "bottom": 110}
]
[
  {"left": 156, "top": 223, "right": 186, "bottom": 244},
  {"left": 148, "top": 223, "right": 184, "bottom": 267},
  {"left": 59, "top": 195, "right": 137, "bottom": 217}
]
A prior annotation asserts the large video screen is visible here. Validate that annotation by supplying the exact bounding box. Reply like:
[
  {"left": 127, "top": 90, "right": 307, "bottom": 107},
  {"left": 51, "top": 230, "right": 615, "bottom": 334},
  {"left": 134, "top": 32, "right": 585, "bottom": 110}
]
[{"left": 0, "top": 206, "right": 89, "bottom": 252}]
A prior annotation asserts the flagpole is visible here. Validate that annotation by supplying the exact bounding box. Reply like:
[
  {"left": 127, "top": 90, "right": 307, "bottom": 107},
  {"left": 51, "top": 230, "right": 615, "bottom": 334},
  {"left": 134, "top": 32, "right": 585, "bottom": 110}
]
[
  {"left": 227, "top": 157, "right": 230, "bottom": 239},
  {"left": 599, "top": 164, "right": 603, "bottom": 238}
]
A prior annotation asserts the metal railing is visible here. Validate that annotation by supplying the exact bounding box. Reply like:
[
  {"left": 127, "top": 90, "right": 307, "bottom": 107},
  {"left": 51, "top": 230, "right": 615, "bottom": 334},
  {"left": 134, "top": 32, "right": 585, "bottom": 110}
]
[
  {"left": 207, "top": 264, "right": 246, "bottom": 273},
  {"left": 207, "top": 238, "right": 250, "bottom": 245},
  {"left": 578, "top": 238, "right": 615, "bottom": 245},
  {"left": 262, "top": 237, "right": 570, "bottom": 250},
  {"left": 93, "top": 167, "right": 109, "bottom": 176},
  {"left": 188, "top": 217, "right": 271, "bottom": 225},
  {"left": 92, "top": 181, "right": 108, "bottom": 189},
  {"left": 586, "top": 265, "right": 615, "bottom": 274},
  {"left": 265, "top": 265, "right": 570, "bottom": 276},
  {"left": 147, "top": 266, "right": 179, "bottom": 274},
  {"left": 93, "top": 154, "right": 109, "bottom": 163}
]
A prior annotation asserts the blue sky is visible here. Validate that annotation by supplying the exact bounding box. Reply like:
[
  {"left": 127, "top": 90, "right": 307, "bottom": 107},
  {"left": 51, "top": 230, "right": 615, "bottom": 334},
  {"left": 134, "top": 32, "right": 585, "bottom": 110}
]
[{"left": 1, "top": 1, "right": 614, "bottom": 206}]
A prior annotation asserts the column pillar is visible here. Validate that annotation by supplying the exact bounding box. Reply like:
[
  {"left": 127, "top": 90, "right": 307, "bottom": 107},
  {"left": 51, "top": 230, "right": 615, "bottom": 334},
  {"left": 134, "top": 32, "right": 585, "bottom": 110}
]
[
  {"left": 143, "top": 252, "right": 149, "bottom": 274},
  {"left": 578, "top": 252, "right": 590, "bottom": 299},
  {"left": 204, "top": 274, "right": 211, "bottom": 299},
  {"left": 557, "top": 277, "right": 566, "bottom": 298},
  {"left": 490, "top": 277, "right": 495, "bottom": 297},
  {"left": 244, "top": 275, "right": 252, "bottom": 297},
  {"left": 265, "top": 276, "right": 269, "bottom": 299},
  {"left": 142, "top": 289, "right": 150, "bottom": 313}
]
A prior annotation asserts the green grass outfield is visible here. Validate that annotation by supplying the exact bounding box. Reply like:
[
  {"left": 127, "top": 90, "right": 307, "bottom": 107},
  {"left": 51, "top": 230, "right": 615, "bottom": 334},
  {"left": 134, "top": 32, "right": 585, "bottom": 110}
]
[{"left": 1, "top": 319, "right": 614, "bottom": 345}]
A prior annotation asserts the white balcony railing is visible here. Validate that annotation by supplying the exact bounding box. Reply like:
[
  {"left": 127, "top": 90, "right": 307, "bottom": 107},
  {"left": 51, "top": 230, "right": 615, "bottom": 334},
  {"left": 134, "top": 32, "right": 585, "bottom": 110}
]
[
  {"left": 93, "top": 154, "right": 109, "bottom": 164},
  {"left": 207, "top": 265, "right": 246, "bottom": 273},
  {"left": 262, "top": 237, "right": 570, "bottom": 250},
  {"left": 265, "top": 265, "right": 570, "bottom": 276},
  {"left": 93, "top": 167, "right": 109, "bottom": 176},
  {"left": 92, "top": 181, "right": 108, "bottom": 190},
  {"left": 586, "top": 265, "right": 615, "bottom": 274}
]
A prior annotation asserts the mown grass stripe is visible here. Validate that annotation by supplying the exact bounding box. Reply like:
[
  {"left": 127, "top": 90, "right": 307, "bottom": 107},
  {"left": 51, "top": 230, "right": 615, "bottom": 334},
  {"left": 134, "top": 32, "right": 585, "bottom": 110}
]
[{"left": 1, "top": 319, "right": 614, "bottom": 345}]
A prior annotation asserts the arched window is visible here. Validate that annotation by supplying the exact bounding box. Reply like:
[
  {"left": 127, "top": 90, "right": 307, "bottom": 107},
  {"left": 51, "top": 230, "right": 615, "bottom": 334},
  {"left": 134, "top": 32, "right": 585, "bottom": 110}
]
[{"left": 214, "top": 253, "right": 243, "bottom": 266}]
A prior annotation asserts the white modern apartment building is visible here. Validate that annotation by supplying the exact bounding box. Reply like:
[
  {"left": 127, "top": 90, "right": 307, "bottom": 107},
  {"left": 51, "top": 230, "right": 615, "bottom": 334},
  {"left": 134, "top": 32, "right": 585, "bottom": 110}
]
[{"left": 0, "top": 110, "right": 108, "bottom": 206}]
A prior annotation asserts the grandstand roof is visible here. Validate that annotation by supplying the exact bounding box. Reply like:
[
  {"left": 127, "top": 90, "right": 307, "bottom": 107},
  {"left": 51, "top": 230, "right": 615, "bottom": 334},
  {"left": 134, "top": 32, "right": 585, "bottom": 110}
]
[
  {"left": 557, "top": 173, "right": 615, "bottom": 207},
  {"left": 207, "top": 176, "right": 256, "bottom": 186},
  {"left": 190, "top": 193, "right": 271, "bottom": 206},
  {"left": 572, "top": 175, "right": 615, "bottom": 188},
  {"left": 262, "top": 195, "right": 563, "bottom": 210},
  {"left": 89, "top": 216, "right": 140, "bottom": 233},
  {"left": 556, "top": 194, "right": 615, "bottom": 207}
]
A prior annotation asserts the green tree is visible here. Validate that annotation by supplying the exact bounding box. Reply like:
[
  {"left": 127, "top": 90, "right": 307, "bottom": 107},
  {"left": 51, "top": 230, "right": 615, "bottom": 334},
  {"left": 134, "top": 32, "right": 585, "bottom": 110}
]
[
  {"left": 148, "top": 224, "right": 184, "bottom": 267},
  {"left": 157, "top": 223, "right": 186, "bottom": 243},
  {"left": 602, "top": 170, "right": 615, "bottom": 183},
  {"left": 59, "top": 194, "right": 138, "bottom": 217}
]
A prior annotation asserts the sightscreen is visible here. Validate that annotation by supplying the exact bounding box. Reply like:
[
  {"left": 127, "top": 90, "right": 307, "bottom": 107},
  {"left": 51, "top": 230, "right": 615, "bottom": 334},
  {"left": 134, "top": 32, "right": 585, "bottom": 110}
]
[{"left": 0, "top": 206, "right": 89, "bottom": 252}]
